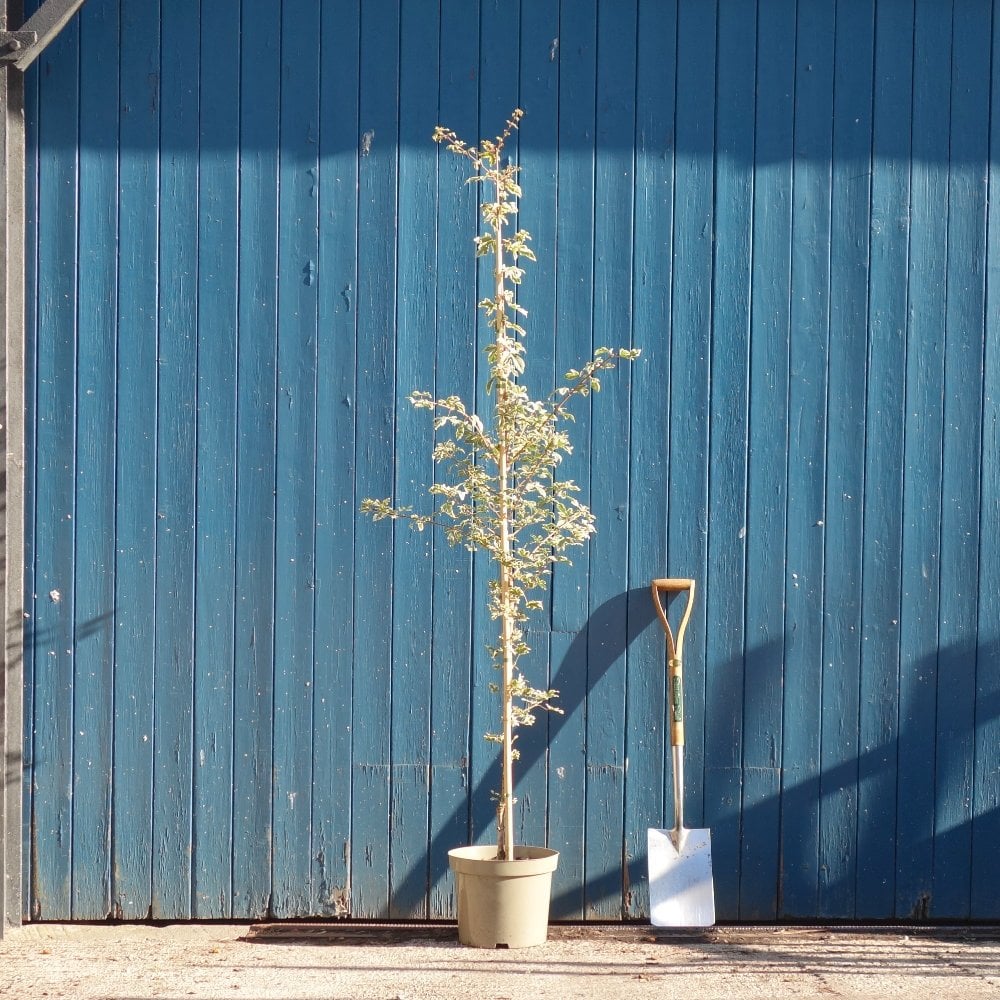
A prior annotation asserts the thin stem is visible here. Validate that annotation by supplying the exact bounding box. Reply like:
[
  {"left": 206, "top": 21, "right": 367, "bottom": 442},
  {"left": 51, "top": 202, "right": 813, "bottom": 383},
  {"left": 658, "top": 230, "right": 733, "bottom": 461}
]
[{"left": 493, "top": 166, "right": 516, "bottom": 862}]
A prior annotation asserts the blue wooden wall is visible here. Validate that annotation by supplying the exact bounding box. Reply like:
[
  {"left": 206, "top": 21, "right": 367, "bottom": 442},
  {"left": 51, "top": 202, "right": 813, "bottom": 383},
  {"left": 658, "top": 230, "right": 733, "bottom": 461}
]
[{"left": 21, "top": 0, "right": 1000, "bottom": 922}]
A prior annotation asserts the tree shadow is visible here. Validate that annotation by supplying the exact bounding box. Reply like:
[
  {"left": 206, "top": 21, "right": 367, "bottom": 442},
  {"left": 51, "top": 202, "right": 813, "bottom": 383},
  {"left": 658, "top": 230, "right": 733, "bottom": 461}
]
[{"left": 395, "top": 587, "right": 654, "bottom": 917}]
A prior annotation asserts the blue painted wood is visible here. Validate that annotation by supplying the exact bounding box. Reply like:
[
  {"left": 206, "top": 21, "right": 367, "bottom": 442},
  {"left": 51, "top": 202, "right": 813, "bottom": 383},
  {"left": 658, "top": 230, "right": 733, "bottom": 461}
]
[
  {"left": 350, "top": 0, "right": 400, "bottom": 919},
  {"left": 896, "top": 0, "right": 948, "bottom": 921},
  {"left": 856, "top": 0, "right": 915, "bottom": 920},
  {"left": 779, "top": 0, "right": 835, "bottom": 919},
  {"left": 22, "top": 0, "right": 1000, "bottom": 923},
  {"left": 426, "top": 0, "right": 478, "bottom": 919},
  {"left": 270, "top": 0, "right": 322, "bottom": 919},
  {"left": 230, "top": 0, "right": 280, "bottom": 920},
  {"left": 972, "top": 2, "right": 1000, "bottom": 921},
  {"left": 932, "top": 0, "right": 991, "bottom": 920},
  {"left": 740, "top": 0, "right": 795, "bottom": 923},
  {"left": 583, "top": 0, "right": 637, "bottom": 920},
  {"left": 621, "top": 0, "right": 676, "bottom": 923},
  {"left": 310, "top": 0, "right": 360, "bottom": 919},
  {"left": 818, "top": 0, "right": 874, "bottom": 920},
  {"left": 704, "top": 0, "right": 754, "bottom": 922},
  {"left": 30, "top": 15, "right": 79, "bottom": 920},
  {"left": 387, "top": 2, "right": 439, "bottom": 919},
  {"left": 111, "top": 0, "right": 161, "bottom": 921},
  {"left": 547, "top": 0, "right": 596, "bottom": 921},
  {"left": 70, "top": 0, "right": 118, "bottom": 920},
  {"left": 150, "top": 0, "right": 198, "bottom": 921},
  {"left": 191, "top": 0, "right": 241, "bottom": 919},
  {"left": 668, "top": 2, "right": 715, "bottom": 868},
  {"left": 229, "top": 1, "right": 280, "bottom": 920}
]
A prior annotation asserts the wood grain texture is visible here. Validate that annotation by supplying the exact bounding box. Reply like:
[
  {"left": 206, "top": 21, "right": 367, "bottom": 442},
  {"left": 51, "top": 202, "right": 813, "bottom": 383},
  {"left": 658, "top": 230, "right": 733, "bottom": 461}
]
[
  {"left": 547, "top": 0, "right": 596, "bottom": 921},
  {"left": 230, "top": 0, "right": 280, "bottom": 920},
  {"left": 350, "top": 0, "right": 399, "bottom": 919},
  {"left": 779, "top": 0, "right": 835, "bottom": 919},
  {"left": 21, "top": 0, "right": 1000, "bottom": 922},
  {"left": 191, "top": 0, "right": 241, "bottom": 919},
  {"left": 426, "top": 0, "right": 477, "bottom": 919},
  {"left": 270, "top": 0, "right": 321, "bottom": 919},
  {"left": 110, "top": 0, "right": 160, "bottom": 921},
  {"left": 740, "top": 0, "right": 795, "bottom": 922},
  {"left": 71, "top": 0, "right": 118, "bottom": 920},
  {"left": 151, "top": 0, "right": 197, "bottom": 920},
  {"left": 310, "top": 0, "right": 360, "bottom": 920},
  {"left": 819, "top": 0, "right": 874, "bottom": 920},
  {"left": 972, "top": 1, "right": 1000, "bottom": 921},
  {"left": 856, "top": 0, "right": 914, "bottom": 920},
  {"left": 705, "top": 0, "right": 754, "bottom": 922},
  {"left": 30, "top": 13, "right": 79, "bottom": 920},
  {"left": 622, "top": 0, "right": 676, "bottom": 923}
]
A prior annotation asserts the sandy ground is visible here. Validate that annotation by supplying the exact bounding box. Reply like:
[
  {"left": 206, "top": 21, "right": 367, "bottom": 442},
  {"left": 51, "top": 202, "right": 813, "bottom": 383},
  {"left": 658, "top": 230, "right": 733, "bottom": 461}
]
[{"left": 1, "top": 922, "right": 999, "bottom": 1000}]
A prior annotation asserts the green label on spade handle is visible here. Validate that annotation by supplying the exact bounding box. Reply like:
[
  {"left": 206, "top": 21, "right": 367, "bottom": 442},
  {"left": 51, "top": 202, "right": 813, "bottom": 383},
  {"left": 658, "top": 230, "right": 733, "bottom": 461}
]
[{"left": 671, "top": 674, "right": 683, "bottom": 723}]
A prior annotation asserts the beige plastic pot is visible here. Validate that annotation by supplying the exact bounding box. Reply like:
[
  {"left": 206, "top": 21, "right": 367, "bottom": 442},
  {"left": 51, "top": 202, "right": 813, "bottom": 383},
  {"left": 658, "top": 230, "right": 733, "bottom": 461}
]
[{"left": 448, "top": 845, "right": 560, "bottom": 948}]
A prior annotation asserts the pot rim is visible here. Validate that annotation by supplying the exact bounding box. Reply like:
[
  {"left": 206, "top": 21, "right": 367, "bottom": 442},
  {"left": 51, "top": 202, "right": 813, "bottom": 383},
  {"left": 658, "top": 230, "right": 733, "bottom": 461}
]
[{"left": 448, "top": 844, "right": 559, "bottom": 877}]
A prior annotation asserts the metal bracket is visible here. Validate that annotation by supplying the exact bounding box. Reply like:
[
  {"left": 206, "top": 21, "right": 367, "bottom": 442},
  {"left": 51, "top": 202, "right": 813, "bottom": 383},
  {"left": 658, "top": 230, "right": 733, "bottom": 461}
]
[
  {"left": 0, "top": 31, "right": 37, "bottom": 65},
  {"left": 0, "top": 0, "right": 87, "bottom": 72}
]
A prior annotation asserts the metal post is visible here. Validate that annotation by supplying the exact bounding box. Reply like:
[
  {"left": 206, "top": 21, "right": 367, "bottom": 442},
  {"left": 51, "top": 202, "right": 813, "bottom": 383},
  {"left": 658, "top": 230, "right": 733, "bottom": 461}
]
[{"left": 0, "top": 0, "right": 26, "bottom": 938}]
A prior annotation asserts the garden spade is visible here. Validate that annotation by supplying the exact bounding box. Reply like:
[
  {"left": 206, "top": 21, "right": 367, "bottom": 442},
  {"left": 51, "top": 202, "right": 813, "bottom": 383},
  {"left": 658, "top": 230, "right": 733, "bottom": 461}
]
[{"left": 647, "top": 578, "right": 715, "bottom": 927}]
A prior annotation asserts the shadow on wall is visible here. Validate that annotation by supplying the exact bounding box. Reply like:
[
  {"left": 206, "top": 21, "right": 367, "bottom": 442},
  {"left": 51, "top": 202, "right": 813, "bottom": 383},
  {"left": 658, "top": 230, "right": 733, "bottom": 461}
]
[
  {"left": 392, "top": 588, "right": 656, "bottom": 919},
  {"left": 392, "top": 593, "right": 1000, "bottom": 921},
  {"left": 29, "top": 0, "right": 990, "bottom": 167}
]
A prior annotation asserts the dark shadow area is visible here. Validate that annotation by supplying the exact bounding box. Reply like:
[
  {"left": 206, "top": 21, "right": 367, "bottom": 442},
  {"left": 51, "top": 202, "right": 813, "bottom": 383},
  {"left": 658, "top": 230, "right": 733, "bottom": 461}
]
[
  {"left": 395, "top": 588, "right": 656, "bottom": 916},
  {"left": 26, "top": 0, "right": 994, "bottom": 166}
]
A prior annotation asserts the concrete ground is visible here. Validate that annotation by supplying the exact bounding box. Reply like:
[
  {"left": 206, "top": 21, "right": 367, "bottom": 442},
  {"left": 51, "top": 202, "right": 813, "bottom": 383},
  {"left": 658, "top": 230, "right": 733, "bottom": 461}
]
[{"left": 1, "top": 922, "right": 998, "bottom": 1000}]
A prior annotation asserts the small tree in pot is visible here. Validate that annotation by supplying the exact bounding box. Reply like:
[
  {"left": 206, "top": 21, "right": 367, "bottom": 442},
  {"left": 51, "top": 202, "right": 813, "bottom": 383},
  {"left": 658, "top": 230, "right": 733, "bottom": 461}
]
[{"left": 363, "top": 110, "right": 638, "bottom": 946}]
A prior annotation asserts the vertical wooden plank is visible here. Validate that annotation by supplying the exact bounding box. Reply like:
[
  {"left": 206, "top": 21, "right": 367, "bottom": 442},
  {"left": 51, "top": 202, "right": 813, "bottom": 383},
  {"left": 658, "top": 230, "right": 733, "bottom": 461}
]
[
  {"left": 427, "top": 0, "right": 478, "bottom": 918},
  {"left": 896, "top": 0, "right": 947, "bottom": 921},
  {"left": 351, "top": 0, "right": 399, "bottom": 918},
  {"left": 231, "top": 0, "right": 280, "bottom": 919},
  {"left": 468, "top": 0, "right": 520, "bottom": 853},
  {"left": 112, "top": 0, "right": 160, "bottom": 920},
  {"left": 29, "top": 15, "right": 79, "bottom": 921},
  {"left": 71, "top": 0, "right": 119, "bottom": 919},
  {"left": 584, "top": 0, "right": 637, "bottom": 920},
  {"left": 779, "top": 0, "right": 835, "bottom": 919},
  {"left": 21, "top": 11, "right": 38, "bottom": 917},
  {"left": 192, "top": 0, "right": 240, "bottom": 919},
  {"left": 150, "top": 0, "right": 197, "bottom": 921},
  {"left": 547, "top": 0, "right": 596, "bottom": 920},
  {"left": 932, "top": 0, "right": 990, "bottom": 920},
  {"left": 703, "top": 0, "right": 754, "bottom": 923},
  {"left": 622, "top": 0, "right": 676, "bottom": 923},
  {"left": 856, "top": 0, "right": 914, "bottom": 920},
  {"left": 819, "top": 0, "right": 874, "bottom": 920},
  {"left": 667, "top": 0, "right": 715, "bottom": 886},
  {"left": 972, "top": 1, "right": 1000, "bottom": 921},
  {"left": 740, "top": 0, "right": 794, "bottom": 922},
  {"left": 387, "top": 0, "right": 438, "bottom": 919},
  {"left": 271, "top": 0, "right": 321, "bottom": 918},
  {"left": 311, "top": 0, "right": 359, "bottom": 920},
  {"left": 513, "top": 0, "right": 558, "bottom": 860}
]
